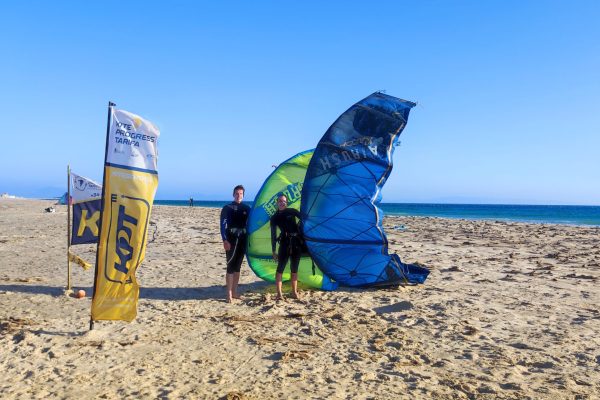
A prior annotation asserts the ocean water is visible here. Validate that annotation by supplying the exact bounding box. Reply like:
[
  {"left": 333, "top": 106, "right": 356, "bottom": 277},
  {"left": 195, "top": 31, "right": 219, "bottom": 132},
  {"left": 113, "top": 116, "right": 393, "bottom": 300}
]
[{"left": 155, "top": 200, "right": 600, "bottom": 227}]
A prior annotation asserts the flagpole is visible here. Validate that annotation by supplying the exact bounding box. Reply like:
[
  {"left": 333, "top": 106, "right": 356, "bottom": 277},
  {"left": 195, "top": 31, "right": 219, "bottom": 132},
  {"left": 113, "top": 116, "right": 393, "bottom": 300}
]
[
  {"left": 65, "top": 164, "right": 73, "bottom": 296},
  {"left": 90, "top": 101, "right": 115, "bottom": 331}
]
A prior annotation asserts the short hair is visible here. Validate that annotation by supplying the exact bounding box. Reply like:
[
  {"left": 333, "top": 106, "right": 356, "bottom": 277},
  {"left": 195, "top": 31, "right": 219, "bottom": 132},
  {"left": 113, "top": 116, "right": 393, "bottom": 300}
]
[
  {"left": 277, "top": 193, "right": 287, "bottom": 201},
  {"left": 233, "top": 185, "right": 245, "bottom": 195}
]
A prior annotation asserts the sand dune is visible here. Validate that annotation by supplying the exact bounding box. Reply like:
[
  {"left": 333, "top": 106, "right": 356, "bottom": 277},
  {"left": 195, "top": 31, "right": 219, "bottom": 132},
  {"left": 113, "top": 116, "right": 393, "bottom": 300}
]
[{"left": 1, "top": 198, "right": 599, "bottom": 399}]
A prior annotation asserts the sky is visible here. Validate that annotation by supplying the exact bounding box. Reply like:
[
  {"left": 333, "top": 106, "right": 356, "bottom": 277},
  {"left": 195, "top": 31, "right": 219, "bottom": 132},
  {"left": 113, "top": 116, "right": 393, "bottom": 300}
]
[{"left": 0, "top": 1, "right": 598, "bottom": 205}]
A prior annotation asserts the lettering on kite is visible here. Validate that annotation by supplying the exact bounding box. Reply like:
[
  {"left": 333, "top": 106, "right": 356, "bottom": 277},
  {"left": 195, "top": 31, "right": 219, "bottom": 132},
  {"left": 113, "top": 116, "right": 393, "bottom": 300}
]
[{"left": 261, "top": 182, "right": 303, "bottom": 217}]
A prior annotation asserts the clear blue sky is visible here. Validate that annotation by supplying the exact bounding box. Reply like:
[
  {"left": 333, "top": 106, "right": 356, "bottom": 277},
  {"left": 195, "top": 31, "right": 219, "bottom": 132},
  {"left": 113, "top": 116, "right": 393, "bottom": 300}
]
[{"left": 1, "top": 1, "right": 598, "bottom": 205}]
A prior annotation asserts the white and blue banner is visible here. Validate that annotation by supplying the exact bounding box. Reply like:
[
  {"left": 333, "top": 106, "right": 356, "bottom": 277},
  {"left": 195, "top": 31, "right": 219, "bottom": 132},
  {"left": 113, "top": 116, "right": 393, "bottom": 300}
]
[
  {"left": 71, "top": 172, "right": 102, "bottom": 203},
  {"left": 71, "top": 173, "right": 102, "bottom": 245},
  {"left": 106, "top": 109, "right": 159, "bottom": 172}
]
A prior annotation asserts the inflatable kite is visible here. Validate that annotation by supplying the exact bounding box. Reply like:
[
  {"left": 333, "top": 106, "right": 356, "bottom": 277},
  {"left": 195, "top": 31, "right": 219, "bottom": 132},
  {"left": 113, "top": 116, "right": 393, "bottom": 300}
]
[
  {"left": 300, "top": 92, "right": 430, "bottom": 287},
  {"left": 246, "top": 150, "right": 338, "bottom": 291}
]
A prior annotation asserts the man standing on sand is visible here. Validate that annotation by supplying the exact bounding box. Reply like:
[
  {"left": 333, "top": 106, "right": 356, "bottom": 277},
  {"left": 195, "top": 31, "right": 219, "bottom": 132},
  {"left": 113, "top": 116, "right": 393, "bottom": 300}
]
[
  {"left": 270, "top": 194, "right": 302, "bottom": 300},
  {"left": 220, "top": 185, "right": 250, "bottom": 303}
]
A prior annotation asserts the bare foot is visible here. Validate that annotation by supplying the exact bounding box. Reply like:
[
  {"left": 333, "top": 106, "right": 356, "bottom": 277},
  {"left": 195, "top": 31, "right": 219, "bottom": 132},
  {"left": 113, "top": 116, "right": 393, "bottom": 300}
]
[
  {"left": 275, "top": 295, "right": 284, "bottom": 301},
  {"left": 226, "top": 296, "right": 233, "bottom": 303},
  {"left": 291, "top": 292, "right": 301, "bottom": 300}
]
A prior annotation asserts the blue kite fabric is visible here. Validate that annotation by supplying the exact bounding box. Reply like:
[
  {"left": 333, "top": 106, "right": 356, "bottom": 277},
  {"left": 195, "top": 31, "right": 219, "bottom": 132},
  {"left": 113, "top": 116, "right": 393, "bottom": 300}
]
[{"left": 301, "top": 92, "right": 430, "bottom": 287}]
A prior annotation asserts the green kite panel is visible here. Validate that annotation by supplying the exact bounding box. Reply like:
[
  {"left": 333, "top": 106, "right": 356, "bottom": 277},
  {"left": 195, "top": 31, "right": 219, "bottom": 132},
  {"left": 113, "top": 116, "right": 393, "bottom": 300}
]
[{"left": 246, "top": 150, "right": 337, "bottom": 291}]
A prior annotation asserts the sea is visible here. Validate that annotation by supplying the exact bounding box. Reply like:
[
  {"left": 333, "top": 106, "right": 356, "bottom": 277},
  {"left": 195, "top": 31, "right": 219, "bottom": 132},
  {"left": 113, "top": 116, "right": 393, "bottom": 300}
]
[{"left": 155, "top": 200, "right": 600, "bottom": 227}]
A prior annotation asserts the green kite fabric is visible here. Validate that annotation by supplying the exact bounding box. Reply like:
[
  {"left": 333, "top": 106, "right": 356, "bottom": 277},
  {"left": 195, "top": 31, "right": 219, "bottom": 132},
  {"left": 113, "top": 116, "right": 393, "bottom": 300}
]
[{"left": 246, "top": 150, "right": 337, "bottom": 291}]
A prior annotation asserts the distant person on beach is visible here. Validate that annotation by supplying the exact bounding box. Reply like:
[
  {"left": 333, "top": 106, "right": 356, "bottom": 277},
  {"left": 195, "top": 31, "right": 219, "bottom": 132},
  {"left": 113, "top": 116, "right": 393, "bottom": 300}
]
[
  {"left": 220, "top": 185, "right": 250, "bottom": 303},
  {"left": 189, "top": 197, "right": 194, "bottom": 207},
  {"left": 270, "top": 194, "right": 302, "bottom": 300}
]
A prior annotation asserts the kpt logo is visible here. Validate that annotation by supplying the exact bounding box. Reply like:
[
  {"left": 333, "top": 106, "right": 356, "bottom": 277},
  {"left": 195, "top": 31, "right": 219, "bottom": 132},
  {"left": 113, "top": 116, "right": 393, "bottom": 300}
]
[{"left": 104, "top": 194, "right": 150, "bottom": 283}]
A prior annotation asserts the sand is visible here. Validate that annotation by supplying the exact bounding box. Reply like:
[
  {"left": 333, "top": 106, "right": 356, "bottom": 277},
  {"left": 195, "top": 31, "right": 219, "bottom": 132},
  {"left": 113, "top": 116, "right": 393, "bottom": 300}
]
[{"left": 1, "top": 198, "right": 599, "bottom": 399}]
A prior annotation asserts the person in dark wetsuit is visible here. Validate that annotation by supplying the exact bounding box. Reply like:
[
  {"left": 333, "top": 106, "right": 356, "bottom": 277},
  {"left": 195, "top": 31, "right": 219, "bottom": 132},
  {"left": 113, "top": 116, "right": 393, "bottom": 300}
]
[
  {"left": 220, "top": 185, "right": 251, "bottom": 303},
  {"left": 270, "top": 194, "right": 302, "bottom": 300}
]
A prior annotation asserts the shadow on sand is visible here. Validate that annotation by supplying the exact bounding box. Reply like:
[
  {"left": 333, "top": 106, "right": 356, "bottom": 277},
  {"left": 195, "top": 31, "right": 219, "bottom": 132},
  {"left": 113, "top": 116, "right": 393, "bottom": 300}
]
[
  {"left": 0, "top": 284, "right": 65, "bottom": 297},
  {"left": 0, "top": 280, "right": 273, "bottom": 301},
  {"left": 372, "top": 300, "right": 414, "bottom": 314}
]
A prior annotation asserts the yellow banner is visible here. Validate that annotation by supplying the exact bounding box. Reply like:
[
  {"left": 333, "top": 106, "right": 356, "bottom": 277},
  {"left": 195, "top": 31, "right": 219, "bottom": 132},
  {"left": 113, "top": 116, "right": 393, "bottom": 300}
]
[
  {"left": 91, "top": 165, "right": 158, "bottom": 321},
  {"left": 91, "top": 107, "right": 159, "bottom": 322},
  {"left": 68, "top": 251, "right": 92, "bottom": 271}
]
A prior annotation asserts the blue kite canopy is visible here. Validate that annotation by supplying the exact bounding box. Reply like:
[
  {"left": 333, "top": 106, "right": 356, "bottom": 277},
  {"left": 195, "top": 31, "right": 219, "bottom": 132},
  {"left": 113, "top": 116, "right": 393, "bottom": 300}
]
[{"left": 300, "top": 92, "right": 429, "bottom": 287}]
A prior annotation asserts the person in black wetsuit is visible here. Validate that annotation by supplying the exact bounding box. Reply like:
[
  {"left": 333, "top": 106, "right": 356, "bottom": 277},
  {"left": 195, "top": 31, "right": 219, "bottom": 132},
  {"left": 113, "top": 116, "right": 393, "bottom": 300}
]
[
  {"left": 270, "top": 194, "right": 302, "bottom": 300},
  {"left": 220, "top": 185, "right": 250, "bottom": 303}
]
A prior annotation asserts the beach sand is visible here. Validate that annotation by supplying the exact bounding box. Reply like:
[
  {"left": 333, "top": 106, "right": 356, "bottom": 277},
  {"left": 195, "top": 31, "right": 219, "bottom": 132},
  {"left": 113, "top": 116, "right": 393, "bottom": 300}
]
[{"left": 1, "top": 198, "right": 599, "bottom": 399}]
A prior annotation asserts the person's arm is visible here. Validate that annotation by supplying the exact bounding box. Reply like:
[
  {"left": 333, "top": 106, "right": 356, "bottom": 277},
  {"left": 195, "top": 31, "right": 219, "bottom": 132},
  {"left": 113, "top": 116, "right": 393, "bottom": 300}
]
[
  {"left": 243, "top": 204, "right": 251, "bottom": 228},
  {"left": 220, "top": 206, "right": 231, "bottom": 251},
  {"left": 270, "top": 215, "right": 278, "bottom": 259},
  {"left": 290, "top": 208, "right": 303, "bottom": 232},
  {"left": 290, "top": 208, "right": 301, "bottom": 220}
]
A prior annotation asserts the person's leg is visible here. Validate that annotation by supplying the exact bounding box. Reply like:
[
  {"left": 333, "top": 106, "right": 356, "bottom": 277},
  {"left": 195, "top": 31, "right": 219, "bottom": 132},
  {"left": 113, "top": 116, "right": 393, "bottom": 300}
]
[
  {"left": 275, "top": 243, "right": 288, "bottom": 300},
  {"left": 225, "top": 248, "right": 235, "bottom": 303},
  {"left": 232, "top": 272, "right": 241, "bottom": 299},
  {"left": 290, "top": 250, "right": 301, "bottom": 299},
  {"left": 225, "top": 272, "right": 233, "bottom": 303},
  {"left": 290, "top": 273, "right": 299, "bottom": 298},
  {"left": 275, "top": 272, "right": 283, "bottom": 300},
  {"left": 231, "top": 237, "right": 246, "bottom": 299}
]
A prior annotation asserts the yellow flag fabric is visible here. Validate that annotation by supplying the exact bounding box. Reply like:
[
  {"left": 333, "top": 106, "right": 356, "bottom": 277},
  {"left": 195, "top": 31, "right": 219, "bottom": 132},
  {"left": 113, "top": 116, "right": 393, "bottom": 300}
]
[
  {"left": 91, "top": 108, "right": 159, "bottom": 322},
  {"left": 68, "top": 251, "right": 92, "bottom": 270}
]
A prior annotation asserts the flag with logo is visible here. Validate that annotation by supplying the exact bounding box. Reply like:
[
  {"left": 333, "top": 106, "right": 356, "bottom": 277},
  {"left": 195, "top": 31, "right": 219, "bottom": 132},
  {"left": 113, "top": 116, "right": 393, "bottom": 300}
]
[
  {"left": 70, "top": 172, "right": 102, "bottom": 245},
  {"left": 91, "top": 106, "right": 160, "bottom": 322}
]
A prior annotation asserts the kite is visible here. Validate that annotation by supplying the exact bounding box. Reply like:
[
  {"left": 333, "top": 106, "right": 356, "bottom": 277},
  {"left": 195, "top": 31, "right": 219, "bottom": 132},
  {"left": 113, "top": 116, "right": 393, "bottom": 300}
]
[
  {"left": 246, "top": 149, "right": 338, "bottom": 291},
  {"left": 300, "top": 92, "right": 430, "bottom": 287}
]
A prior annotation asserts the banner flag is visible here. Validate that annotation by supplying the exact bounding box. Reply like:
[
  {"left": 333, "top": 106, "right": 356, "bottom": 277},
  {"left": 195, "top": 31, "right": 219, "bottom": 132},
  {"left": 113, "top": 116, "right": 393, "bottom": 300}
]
[
  {"left": 91, "top": 107, "right": 160, "bottom": 322},
  {"left": 72, "top": 200, "right": 102, "bottom": 245},
  {"left": 70, "top": 173, "right": 102, "bottom": 245},
  {"left": 71, "top": 172, "right": 102, "bottom": 203},
  {"left": 69, "top": 251, "right": 92, "bottom": 270}
]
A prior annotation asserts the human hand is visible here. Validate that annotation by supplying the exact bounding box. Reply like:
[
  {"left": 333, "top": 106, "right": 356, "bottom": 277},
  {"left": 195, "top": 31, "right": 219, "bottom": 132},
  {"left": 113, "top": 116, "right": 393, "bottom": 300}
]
[{"left": 223, "top": 240, "right": 231, "bottom": 251}]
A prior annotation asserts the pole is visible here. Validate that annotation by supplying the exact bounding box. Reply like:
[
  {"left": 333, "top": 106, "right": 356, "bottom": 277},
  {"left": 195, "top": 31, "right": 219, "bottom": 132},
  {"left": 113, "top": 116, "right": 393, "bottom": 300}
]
[
  {"left": 65, "top": 165, "right": 73, "bottom": 296},
  {"left": 90, "top": 101, "right": 115, "bottom": 330}
]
